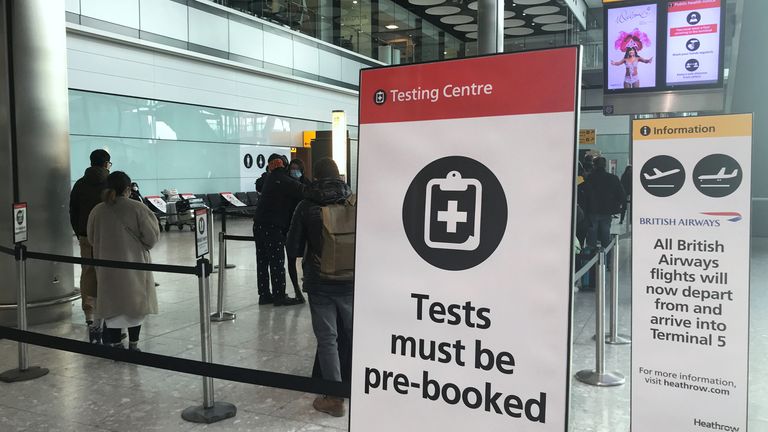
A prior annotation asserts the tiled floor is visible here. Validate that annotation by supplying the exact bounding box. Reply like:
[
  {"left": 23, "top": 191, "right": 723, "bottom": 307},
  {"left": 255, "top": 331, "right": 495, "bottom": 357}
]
[{"left": 0, "top": 218, "right": 765, "bottom": 431}]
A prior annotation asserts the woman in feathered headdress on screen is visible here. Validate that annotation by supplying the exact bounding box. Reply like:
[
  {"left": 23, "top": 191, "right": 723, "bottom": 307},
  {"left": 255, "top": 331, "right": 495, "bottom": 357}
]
[{"left": 610, "top": 28, "right": 654, "bottom": 88}]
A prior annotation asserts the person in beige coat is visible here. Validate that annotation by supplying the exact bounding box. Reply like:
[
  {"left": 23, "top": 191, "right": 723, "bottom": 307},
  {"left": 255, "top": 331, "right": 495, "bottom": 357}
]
[{"left": 87, "top": 171, "right": 160, "bottom": 350}]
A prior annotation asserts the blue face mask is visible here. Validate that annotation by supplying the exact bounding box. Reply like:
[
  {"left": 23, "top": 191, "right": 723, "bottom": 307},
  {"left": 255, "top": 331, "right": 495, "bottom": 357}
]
[{"left": 290, "top": 170, "right": 302, "bottom": 179}]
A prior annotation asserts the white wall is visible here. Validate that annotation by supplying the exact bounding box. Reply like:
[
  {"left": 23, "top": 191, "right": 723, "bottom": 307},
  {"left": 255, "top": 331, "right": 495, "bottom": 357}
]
[
  {"left": 66, "top": 31, "right": 360, "bottom": 126},
  {"left": 580, "top": 111, "right": 630, "bottom": 135}
]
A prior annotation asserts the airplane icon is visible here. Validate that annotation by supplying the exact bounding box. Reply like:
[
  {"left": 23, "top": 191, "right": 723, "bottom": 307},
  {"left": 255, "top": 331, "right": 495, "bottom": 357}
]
[
  {"left": 698, "top": 167, "right": 738, "bottom": 181},
  {"left": 644, "top": 168, "right": 681, "bottom": 180}
]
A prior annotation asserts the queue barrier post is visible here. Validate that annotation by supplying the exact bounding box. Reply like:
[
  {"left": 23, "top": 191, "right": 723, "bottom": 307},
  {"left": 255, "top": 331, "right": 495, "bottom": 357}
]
[
  {"left": 606, "top": 234, "right": 631, "bottom": 345},
  {"left": 575, "top": 245, "right": 625, "bottom": 387},
  {"left": 182, "top": 258, "right": 237, "bottom": 423},
  {"left": 211, "top": 232, "right": 236, "bottom": 322},
  {"left": 0, "top": 244, "right": 49, "bottom": 382}
]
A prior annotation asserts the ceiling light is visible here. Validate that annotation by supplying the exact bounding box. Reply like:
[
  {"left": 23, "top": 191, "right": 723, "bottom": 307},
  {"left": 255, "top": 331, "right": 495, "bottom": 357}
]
[
  {"left": 386, "top": 24, "right": 399, "bottom": 29},
  {"left": 353, "top": 0, "right": 357, "bottom": 3}
]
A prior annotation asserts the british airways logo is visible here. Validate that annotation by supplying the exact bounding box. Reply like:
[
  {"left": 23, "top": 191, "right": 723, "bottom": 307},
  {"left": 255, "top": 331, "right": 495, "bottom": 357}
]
[{"left": 700, "top": 212, "right": 742, "bottom": 222}]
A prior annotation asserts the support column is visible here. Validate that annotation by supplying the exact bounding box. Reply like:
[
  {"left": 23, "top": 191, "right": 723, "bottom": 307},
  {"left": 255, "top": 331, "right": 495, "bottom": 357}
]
[
  {"left": 0, "top": 0, "right": 73, "bottom": 325},
  {"left": 477, "top": 0, "right": 504, "bottom": 55}
]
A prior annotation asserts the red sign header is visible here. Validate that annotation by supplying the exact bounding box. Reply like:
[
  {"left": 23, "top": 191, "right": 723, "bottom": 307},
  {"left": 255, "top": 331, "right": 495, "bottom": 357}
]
[
  {"left": 668, "top": 0, "right": 720, "bottom": 13},
  {"left": 359, "top": 47, "right": 579, "bottom": 124}
]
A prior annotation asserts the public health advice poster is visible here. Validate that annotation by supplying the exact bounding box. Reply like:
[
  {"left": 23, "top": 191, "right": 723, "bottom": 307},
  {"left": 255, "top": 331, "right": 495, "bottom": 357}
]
[
  {"left": 351, "top": 47, "right": 580, "bottom": 431},
  {"left": 631, "top": 114, "right": 752, "bottom": 432}
]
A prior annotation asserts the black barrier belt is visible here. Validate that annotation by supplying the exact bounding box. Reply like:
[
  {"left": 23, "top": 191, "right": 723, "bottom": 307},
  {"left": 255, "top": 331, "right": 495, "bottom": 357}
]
[
  {"left": 24, "top": 250, "right": 198, "bottom": 276},
  {"left": 0, "top": 245, "right": 14, "bottom": 257},
  {"left": 0, "top": 326, "right": 350, "bottom": 398},
  {"left": 223, "top": 234, "right": 256, "bottom": 242}
]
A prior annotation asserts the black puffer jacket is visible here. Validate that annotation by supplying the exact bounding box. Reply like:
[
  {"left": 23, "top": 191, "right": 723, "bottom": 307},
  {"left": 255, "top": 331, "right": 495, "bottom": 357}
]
[
  {"left": 69, "top": 167, "right": 109, "bottom": 236},
  {"left": 286, "top": 178, "right": 353, "bottom": 295},
  {"left": 253, "top": 167, "right": 305, "bottom": 229}
]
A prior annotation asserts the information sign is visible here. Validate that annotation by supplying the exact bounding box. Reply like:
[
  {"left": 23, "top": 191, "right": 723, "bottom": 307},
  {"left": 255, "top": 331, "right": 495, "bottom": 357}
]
[
  {"left": 195, "top": 208, "right": 209, "bottom": 258},
  {"left": 352, "top": 47, "right": 580, "bottom": 431},
  {"left": 12, "top": 203, "right": 27, "bottom": 243}
]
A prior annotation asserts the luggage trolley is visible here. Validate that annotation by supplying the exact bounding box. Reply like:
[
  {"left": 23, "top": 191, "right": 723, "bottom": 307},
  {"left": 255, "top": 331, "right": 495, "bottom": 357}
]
[{"left": 161, "top": 189, "right": 197, "bottom": 231}]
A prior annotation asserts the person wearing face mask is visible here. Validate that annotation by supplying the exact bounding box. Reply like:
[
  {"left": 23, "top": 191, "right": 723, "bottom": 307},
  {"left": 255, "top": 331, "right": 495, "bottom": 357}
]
[{"left": 288, "top": 159, "right": 311, "bottom": 186}]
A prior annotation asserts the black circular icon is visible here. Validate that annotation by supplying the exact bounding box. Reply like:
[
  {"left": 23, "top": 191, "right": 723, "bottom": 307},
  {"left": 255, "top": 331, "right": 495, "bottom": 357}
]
[
  {"left": 244, "top": 154, "right": 253, "bottom": 169},
  {"left": 402, "top": 156, "right": 507, "bottom": 271},
  {"left": 374, "top": 89, "right": 387, "bottom": 105},
  {"left": 687, "top": 11, "right": 701, "bottom": 25},
  {"left": 198, "top": 217, "right": 206, "bottom": 235},
  {"left": 685, "top": 59, "right": 700, "bottom": 72},
  {"left": 693, "top": 154, "right": 742, "bottom": 198},
  {"left": 256, "top": 154, "right": 266, "bottom": 169},
  {"left": 15, "top": 210, "right": 23, "bottom": 225},
  {"left": 640, "top": 155, "right": 686, "bottom": 198},
  {"left": 640, "top": 126, "right": 651, "bottom": 136},
  {"left": 686, "top": 38, "right": 701, "bottom": 52}
]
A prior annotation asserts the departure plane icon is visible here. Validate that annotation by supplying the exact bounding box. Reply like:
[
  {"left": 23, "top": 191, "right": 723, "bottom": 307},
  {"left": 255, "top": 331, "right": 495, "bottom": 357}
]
[
  {"left": 643, "top": 168, "right": 681, "bottom": 181},
  {"left": 698, "top": 167, "right": 738, "bottom": 181}
]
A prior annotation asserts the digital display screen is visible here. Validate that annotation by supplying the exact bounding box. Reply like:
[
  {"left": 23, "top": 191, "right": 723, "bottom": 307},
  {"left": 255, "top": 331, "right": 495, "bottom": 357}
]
[
  {"left": 666, "top": 0, "right": 722, "bottom": 86},
  {"left": 606, "top": 3, "right": 658, "bottom": 91}
]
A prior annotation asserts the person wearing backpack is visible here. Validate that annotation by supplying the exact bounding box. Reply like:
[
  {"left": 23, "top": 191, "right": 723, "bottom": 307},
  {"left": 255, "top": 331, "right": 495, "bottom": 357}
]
[{"left": 286, "top": 158, "right": 355, "bottom": 418}]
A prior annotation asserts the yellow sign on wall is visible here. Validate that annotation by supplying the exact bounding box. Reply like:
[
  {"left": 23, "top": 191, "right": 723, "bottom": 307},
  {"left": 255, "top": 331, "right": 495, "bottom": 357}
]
[
  {"left": 302, "top": 131, "right": 316, "bottom": 148},
  {"left": 579, "top": 129, "right": 596, "bottom": 145}
]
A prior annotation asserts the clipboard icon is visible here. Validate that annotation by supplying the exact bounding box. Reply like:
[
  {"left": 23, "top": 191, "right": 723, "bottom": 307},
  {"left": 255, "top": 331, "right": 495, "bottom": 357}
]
[{"left": 424, "top": 171, "right": 482, "bottom": 251}]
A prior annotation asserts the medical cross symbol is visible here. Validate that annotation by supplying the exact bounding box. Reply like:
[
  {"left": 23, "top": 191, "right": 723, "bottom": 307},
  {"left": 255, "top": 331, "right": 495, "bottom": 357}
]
[{"left": 437, "top": 200, "right": 467, "bottom": 233}]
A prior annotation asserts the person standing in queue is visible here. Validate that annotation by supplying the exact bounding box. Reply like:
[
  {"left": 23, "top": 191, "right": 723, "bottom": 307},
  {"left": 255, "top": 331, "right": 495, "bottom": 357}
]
[
  {"left": 286, "top": 158, "right": 355, "bottom": 417},
  {"left": 583, "top": 157, "right": 626, "bottom": 251},
  {"left": 286, "top": 158, "right": 311, "bottom": 303},
  {"left": 253, "top": 154, "right": 306, "bottom": 306},
  {"left": 69, "top": 149, "right": 111, "bottom": 344},
  {"left": 87, "top": 171, "right": 160, "bottom": 350}
]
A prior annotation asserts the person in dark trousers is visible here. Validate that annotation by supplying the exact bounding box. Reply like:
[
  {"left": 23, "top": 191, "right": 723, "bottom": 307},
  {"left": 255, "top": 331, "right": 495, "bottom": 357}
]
[
  {"left": 286, "top": 158, "right": 353, "bottom": 418},
  {"left": 253, "top": 154, "right": 305, "bottom": 306},
  {"left": 286, "top": 158, "right": 311, "bottom": 303},
  {"left": 69, "top": 149, "right": 111, "bottom": 343},
  {"left": 583, "top": 157, "right": 626, "bottom": 251},
  {"left": 619, "top": 165, "right": 632, "bottom": 224}
]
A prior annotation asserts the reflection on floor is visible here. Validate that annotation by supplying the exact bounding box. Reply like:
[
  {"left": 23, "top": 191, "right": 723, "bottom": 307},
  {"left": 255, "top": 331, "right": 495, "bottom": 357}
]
[{"left": 0, "top": 218, "right": 765, "bottom": 431}]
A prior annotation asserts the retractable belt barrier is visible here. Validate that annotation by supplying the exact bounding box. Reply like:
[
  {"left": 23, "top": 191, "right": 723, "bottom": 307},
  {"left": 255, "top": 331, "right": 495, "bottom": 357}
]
[{"left": 0, "top": 243, "right": 350, "bottom": 425}]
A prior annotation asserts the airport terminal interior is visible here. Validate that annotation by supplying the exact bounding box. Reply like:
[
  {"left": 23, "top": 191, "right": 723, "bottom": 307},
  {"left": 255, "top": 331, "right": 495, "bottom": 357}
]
[{"left": 0, "top": 0, "right": 767, "bottom": 431}]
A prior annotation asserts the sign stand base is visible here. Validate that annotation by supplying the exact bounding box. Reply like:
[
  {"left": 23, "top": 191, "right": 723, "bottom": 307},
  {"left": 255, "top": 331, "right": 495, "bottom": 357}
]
[
  {"left": 575, "top": 370, "right": 625, "bottom": 387},
  {"left": 210, "top": 312, "right": 236, "bottom": 322},
  {"left": 0, "top": 366, "right": 49, "bottom": 383}
]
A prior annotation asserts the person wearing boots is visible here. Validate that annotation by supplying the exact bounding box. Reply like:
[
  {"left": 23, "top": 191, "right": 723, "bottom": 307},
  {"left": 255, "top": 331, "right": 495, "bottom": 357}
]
[
  {"left": 253, "top": 154, "right": 306, "bottom": 306},
  {"left": 286, "top": 158, "right": 354, "bottom": 417},
  {"left": 69, "top": 149, "right": 111, "bottom": 343},
  {"left": 87, "top": 171, "right": 160, "bottom": 351}
]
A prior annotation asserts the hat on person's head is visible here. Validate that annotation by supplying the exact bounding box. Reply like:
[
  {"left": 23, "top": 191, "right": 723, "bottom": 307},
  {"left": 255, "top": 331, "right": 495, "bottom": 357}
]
[{"left": 90, "top": 149, "right": 111, "bottom": 167}]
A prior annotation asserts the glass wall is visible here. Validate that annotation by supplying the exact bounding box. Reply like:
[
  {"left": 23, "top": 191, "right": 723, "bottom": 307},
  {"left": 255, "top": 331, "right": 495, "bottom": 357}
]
[
  {"left": 214, "top": 0, "right": 462, "bottom": 63},
  {"left": 68, "top": 90, "right": 347, "bottom": 195}
]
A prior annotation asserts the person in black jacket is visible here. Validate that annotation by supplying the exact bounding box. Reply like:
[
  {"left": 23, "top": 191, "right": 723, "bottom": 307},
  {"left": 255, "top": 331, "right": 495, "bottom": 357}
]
[
  {"left": 286, "top": 157, "right": 353, "bottom": 418},
  {"left": 69, "top": 149, "right": 111, "bottom": 343},
  {"left": 619, "top": 165, "right": 632, "bottom": 224},
  {"left": 583, "top": 157, "right": 626, "bottom": 251},
  {"left": 253, "top": 154, "right": 305, "bottom": 306}
]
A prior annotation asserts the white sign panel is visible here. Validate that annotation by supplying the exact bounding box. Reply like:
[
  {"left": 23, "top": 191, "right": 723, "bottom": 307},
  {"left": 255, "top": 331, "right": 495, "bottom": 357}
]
[
  {"left": 195, "top": 208, "right": 209, "bottom": 258},
  {"left": 352, "top": 48, "right": 580, "bottom": 431},
  {"left": 13, "top": 203, "right": 27, "bottom": 243},
  {"left": 632, "top": 114, "right": 752, "bottom": 432},
  {"left": 145, "top": 196, "right": 167, "bottom": 214},
  {"left": 220, "top": 192, "right": 247, "bottom": 207},
  {"left": 666, "top": 0, "right": 722, "bottom": 87},
  {"left": 240, "top": 145, "right": 291, "bottom": 192}
]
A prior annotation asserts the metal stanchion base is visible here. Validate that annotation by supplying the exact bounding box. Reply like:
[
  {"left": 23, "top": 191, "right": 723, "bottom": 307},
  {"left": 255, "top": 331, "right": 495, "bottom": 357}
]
[
  {"left": 210, "top": 311, "right": 237, "bottom": 322},
  {"left": 0, "top": 366, "right": 49, "bottom": 383},
  {"left": 181, "top": 402, "right": 237, "bottom": 424},
  {"left": 575, "top": 369, "right": 625, "bottom": 387}
]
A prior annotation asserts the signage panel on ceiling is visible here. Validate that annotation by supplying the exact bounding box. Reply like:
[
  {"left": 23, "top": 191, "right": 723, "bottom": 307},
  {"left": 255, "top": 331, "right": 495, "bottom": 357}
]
[
  {"left": 352, "top": 47, "right": 580, "bottom": 431},
  {"left": 666, "top": 0, "right": 722, "bottom": 87},
  {"left": 631, "top": 114, "right": 752, "bottom": 432}
]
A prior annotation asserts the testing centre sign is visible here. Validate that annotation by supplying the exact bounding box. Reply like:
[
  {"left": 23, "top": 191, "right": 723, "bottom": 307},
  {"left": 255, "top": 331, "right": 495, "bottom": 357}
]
[
  {"left": 352, "top": 47, "right": 580, "bottom": 431},
  {"left": 632, "top": 114, "right": 752, "bottom": 432}
]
